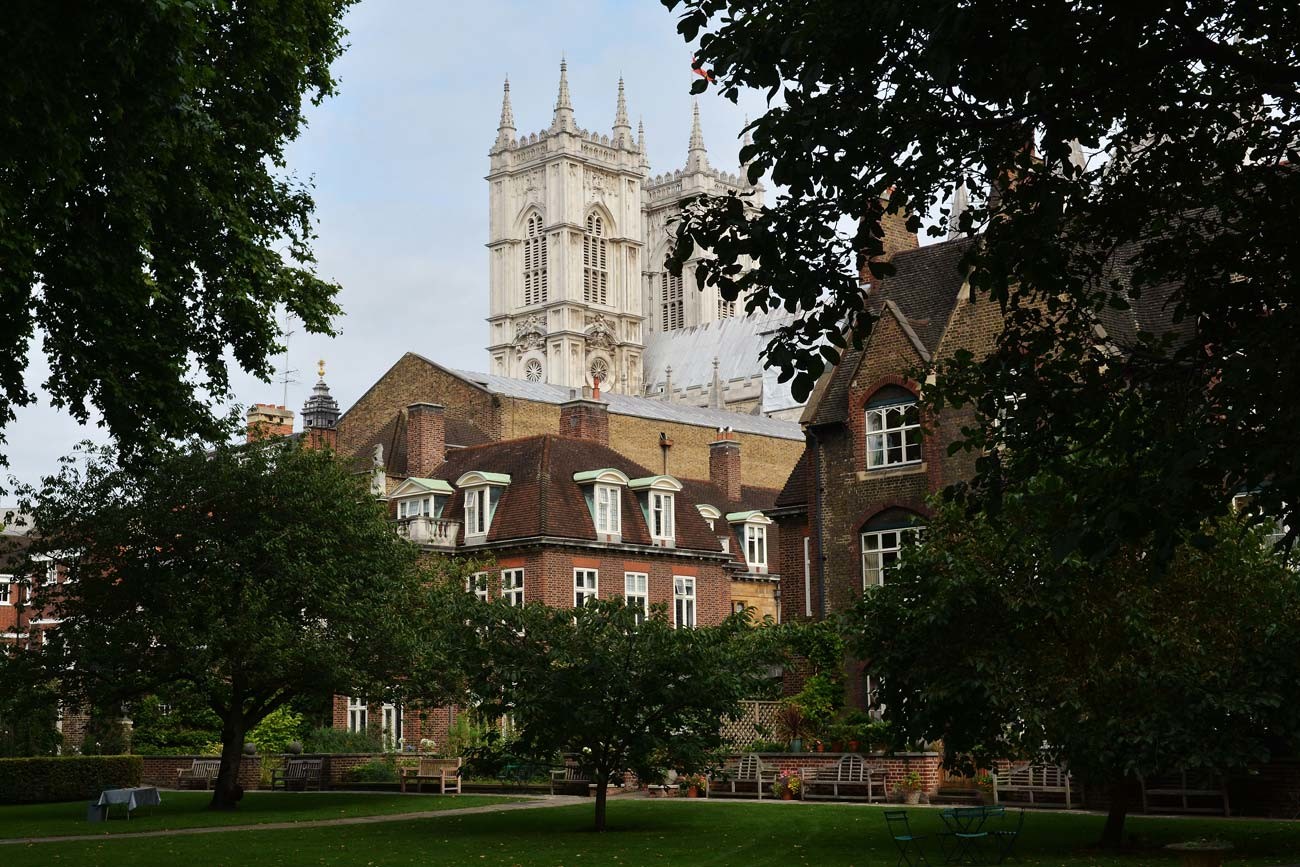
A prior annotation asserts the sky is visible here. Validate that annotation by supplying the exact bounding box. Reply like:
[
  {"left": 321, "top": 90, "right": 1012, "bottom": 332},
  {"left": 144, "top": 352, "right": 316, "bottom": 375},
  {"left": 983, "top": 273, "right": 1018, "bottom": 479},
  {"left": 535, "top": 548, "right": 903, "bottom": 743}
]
[{"left": 4, "top": 0, "right": 773, "bottom": 493}]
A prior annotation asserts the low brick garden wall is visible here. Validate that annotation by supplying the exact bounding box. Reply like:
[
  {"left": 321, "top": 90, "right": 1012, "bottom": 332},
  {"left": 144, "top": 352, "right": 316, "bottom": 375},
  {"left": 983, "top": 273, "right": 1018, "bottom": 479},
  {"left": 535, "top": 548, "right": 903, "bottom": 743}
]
[
  {"left": 141, "top": 755, "right": 261, "bottom": 790},
  {"left": 720, "top": 751, "right": 943, "bottom": 796}
]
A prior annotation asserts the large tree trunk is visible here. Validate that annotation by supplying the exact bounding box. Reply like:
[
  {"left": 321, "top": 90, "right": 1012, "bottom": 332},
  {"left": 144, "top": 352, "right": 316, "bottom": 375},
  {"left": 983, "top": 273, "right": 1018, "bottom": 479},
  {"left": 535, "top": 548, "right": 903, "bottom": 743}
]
[
  {"left": 593, "top": 776, "right": 609, "bottom": 832},
  {"left": 209, "top": 713, "right": 247, "bottom": 811},
  {"left": 1099, "top": 775, "right": 1132, "bottom": 850}
]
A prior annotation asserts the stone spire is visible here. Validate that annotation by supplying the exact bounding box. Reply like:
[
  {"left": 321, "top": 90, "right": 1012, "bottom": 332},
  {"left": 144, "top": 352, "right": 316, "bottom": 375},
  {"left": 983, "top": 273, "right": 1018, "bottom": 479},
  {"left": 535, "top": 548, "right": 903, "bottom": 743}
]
[
  {"left": 686, "top": 99, "right": 709, "bottom": 173},
  {"left": 638, "top": 118, "right": 649, "bottom": 169},
  {"left": 948, "top": 181, "right": 969, "bottom": 240},
  {"left": 662, "top": 365, "right": 674, "bottom": 402},
  {"left": 710, "top": 357, "right": 724, "bottom": 409},
  {"left": 612, "top": 77, "right": 632, "bottom": 148},
  {"left": 302, "top": 359, "right": 341, "bottom": 431},
  {"left": 551, "top": 58, "right": 575, "bottom": 133},
  {"left": 495, "top": 77, "right": 516, "bottom": 150},
  {"left": 740, "top": 115, "right": 755, "bottom": 186}
]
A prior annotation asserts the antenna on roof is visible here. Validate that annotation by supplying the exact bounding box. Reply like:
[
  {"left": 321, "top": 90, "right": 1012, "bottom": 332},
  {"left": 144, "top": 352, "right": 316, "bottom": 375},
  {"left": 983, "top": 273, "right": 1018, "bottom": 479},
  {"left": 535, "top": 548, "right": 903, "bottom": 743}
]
[{"left": 277, "top": 308, "right": 300, "bottom": 407}]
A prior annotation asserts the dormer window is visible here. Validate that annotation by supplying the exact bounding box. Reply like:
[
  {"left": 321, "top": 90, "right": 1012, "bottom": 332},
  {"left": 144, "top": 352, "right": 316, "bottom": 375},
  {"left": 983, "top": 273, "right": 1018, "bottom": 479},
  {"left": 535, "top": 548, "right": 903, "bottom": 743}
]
[
  {"left": 866, "top": 386, "right": 922, "bottom": 469},
  {"left": 456, "top": 471, "right": 512, "bottom": 544},
  {"left": 727, "top": 511, "right": 773, "bottom": 574},
  {"left": 630, "top": 476, "right": 683, "bottom": 547},
  {"left": 573, "top": 469, "right": 629, "bottom": 542},
  {"left": 696, "top": 504, "right": 722, "bottom": 532}
]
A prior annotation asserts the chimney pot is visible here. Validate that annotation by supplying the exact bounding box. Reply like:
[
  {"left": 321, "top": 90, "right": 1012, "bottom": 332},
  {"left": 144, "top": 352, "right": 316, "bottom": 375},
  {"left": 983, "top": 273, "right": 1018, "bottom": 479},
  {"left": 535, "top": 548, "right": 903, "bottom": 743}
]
[
  {"left": 709, "top": 434, "right": 742, "bottom": 503},
  {"left": 559, "top": 397, "right": 609, "bottom": 445},
  {"left": 406, "top": 403, "right": 446, "bottom": 477}
]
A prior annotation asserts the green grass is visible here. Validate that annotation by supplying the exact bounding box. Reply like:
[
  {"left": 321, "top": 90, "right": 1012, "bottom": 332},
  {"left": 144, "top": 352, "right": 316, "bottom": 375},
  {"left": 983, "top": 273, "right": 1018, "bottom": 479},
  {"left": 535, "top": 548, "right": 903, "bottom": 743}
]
[
  {"left": 2, "top": 799, "right": 1299, "bottom": 866},
  {"left": 0, "top": 791, "right": 522, "bottom": 839}
]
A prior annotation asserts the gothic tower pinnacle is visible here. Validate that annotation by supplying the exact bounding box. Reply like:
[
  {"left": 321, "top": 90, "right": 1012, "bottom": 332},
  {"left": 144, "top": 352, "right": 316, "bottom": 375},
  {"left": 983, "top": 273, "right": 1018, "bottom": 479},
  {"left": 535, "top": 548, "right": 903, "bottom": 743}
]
[
  {"left": 612, "top": 77, "right": 632, "bottom": 148},
  {"left": 551, "top": 58, "right": 575, "bottom": 133},
  {"left": 495, "top": 77, "right": 516, "bottom": 151},
  {"left": 686, "top": 98, "right": 709, "bottom": 173}
]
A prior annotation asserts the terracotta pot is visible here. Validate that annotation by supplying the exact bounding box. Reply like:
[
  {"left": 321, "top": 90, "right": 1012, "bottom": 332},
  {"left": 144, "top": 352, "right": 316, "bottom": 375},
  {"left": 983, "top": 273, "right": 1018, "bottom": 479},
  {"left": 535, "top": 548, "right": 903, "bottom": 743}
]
[
  {"left": 781, "top": 790, "right": 793, "bottom": 801},
  {"left": 816, "top": 743, "right": 824, "bottom": 753},
  {"left": 904, "top": 790, "right": 922, "bottom": 805},
  {"left": 847, "top": 740, "right": 859, "bottom": 752},
  {"left": 686, "top": 786, "right": 699, "bottom": 799}
]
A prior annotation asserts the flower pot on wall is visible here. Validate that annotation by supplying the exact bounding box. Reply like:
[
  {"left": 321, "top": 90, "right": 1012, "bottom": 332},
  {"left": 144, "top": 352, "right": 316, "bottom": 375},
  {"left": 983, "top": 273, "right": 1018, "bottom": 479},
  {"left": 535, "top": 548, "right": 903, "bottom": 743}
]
[
  {"left": 904, "top": 790, "right": 922, "bottom": 805},
  {"left": 847, "top": 740, "right": 859, "bottom": 752},
  {"left": 781, "top": 790, "right": 793, "bottom": 801},
  {"left": 789, "top": 738, "right": 803, "bottom": 753},
  {"left": 687, "top": 786, "right": 699, "bottom": 799}
]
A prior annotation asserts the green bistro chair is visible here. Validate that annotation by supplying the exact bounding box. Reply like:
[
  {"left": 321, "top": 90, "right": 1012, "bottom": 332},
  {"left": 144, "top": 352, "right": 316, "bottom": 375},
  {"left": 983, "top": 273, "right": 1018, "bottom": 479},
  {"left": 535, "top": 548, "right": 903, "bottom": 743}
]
[
  {"left": 990, "top": 807, "right": 1026, "bottom": 863},
  {"left": 884, "top": 810, "right": 931, "bottom": 867}
]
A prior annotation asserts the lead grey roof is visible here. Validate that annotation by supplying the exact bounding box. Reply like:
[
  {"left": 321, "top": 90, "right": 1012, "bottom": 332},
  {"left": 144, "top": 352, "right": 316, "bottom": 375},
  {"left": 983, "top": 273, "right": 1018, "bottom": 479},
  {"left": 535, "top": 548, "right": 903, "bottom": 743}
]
[{"left": 446, "top": 365, "right": 804, "bottom": 441}]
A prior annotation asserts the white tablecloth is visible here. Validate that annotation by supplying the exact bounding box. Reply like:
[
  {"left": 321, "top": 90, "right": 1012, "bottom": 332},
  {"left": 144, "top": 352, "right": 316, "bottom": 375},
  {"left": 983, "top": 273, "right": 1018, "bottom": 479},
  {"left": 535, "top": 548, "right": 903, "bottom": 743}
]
[{"left": 97, "top": 786, "right": 162, "bottom": 815}]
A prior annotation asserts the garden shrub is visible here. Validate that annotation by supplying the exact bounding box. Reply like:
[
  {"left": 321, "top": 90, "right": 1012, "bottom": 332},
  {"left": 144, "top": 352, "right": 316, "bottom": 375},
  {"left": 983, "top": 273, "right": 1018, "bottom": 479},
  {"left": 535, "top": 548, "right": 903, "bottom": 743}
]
[
  {"left": 343, "top": 757, "right": 397, "bottom": 783},
  {"left": 130, "top": 694, "right": 221, "bottom": 756},
  {"left": 302, "top": 726, "right": 381, "bottom": 754},
  {"left": 0, "top": 755, "right": 143, "bottom": 803},
  {"left": 248, "top": 707, "right": 306, "bottom": 755}
]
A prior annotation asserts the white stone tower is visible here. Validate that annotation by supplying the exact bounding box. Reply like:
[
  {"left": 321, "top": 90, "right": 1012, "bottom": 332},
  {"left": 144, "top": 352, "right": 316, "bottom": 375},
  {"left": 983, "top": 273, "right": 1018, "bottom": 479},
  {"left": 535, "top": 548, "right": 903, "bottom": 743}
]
[{"left": 486, "top": 63, "right": 648, "bottom": 394}]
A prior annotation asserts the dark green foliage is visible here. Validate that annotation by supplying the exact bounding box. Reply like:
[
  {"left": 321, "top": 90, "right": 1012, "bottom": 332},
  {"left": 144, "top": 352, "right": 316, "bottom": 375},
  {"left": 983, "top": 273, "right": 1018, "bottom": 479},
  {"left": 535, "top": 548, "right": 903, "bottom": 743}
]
[
  {"left": 301, "top": 726, "right": 383, "bottom": 755},
  {"left": 80, "top": 710, "right": 131, "bottom": 757},
  {"left": 460, "top": 598, "right": 778, "bottom": 830},
  {"left": 0, "top": 1, "right": 358, "bottom": 470},
  {"left": 847, "top": 497, "right": 1300, "bottom": 845},
  {"left": 661, "top": 0, "right": 1300, "bottom": 560},
  {"left": 0, "top": 655, "right": 61, "bottom": 757},
  {"left": 343, "top": 757, "right": 398, "bottom": 784},
  {"left": 14, "top": 441, "right": 461, "bottom": 809},
  {"left": 0, "top": 755, "right": 142, "bottom": 804},
  {"left": 130, "top": 694, "right": 222, "bottom": 757},
  {"left": 247, "top": 707, "right": 307, "bottom": 755}
]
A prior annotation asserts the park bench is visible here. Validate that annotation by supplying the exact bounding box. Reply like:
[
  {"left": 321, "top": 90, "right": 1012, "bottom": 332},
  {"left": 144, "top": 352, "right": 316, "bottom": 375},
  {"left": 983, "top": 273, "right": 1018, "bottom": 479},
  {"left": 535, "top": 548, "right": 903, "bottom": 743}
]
[
  {"left": 993, "top": 763, "right": 1075, "bottom": 809},
  {"left": 270, "top": 758, "right": 324, "bottom": 791},
  {"left": 399, "top": 757, "right": 463, "bottom": 794},
  {"left": 1141, "top": 770, "right": 1229, "bottom": 816},
  {"left": 802, "top": 753, "right": 887, "bottom": 802},
  {"left": 710, "top": 753, "right": 773, "bottom": 800},
  {"left": 550, "top": 765, "right": 593, "bottom": 796},
  {"left": 176, "top": 759, "right": 221, "bottom": 790}
]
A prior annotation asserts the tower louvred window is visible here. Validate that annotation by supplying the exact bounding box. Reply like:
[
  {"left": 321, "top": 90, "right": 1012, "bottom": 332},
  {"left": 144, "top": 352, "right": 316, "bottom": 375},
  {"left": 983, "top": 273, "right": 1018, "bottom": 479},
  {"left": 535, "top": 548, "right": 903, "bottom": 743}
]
[
  {"left": 583, "top": 214, "right": 609, "bottom": 305},
  {"left": 523, "top": 214, "right": 548, "bottom": 306},
  {"left": 661, "top": 272, "right": 683, "bottom": 330}
]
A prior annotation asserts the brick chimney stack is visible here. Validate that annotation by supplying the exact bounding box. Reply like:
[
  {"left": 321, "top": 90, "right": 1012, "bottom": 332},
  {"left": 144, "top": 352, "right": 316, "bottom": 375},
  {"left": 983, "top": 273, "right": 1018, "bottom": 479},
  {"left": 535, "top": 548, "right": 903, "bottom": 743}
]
[
  {"left": 709, "top": 428, "right": 742, "bottom": 503},
  {"left": 246, "top": 404, "right": 294, "bottom": 442},
  {"left": 559, "top": 396, "right": 609, "bottom": 445},
  {"left": 405, "top": 403, "right": 446, "bottom": 477}
]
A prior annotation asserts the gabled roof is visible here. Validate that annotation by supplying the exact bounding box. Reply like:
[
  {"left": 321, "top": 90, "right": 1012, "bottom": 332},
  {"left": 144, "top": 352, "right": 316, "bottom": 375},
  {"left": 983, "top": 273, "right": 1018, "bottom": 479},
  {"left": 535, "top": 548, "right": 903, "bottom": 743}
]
[
  {"left": 773, "top": 447, "right": 815, "bottom": 511},
  {"left": 353, "top": 407, "right": 491, "bottom": 475},
  {"left": 677, "top": 478, "right": 779, "bottom": 515},
  {"left": 427, "top": 435, "right": 725, "bottom": 553}
]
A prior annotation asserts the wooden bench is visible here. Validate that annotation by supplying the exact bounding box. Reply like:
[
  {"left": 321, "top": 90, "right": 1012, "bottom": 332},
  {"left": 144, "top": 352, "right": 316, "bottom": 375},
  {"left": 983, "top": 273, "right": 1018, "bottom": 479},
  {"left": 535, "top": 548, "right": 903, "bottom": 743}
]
[
  {"left": 710, "top": 753, "right": 775, "bottom": 800},
  {"left": 550, "top": 765, "right": 593, "bottom": 796},
  {"left": 176, "top": 759, "right": 221, "bottom": 790},
  {"left": 1141, "top": 771, "right": 1229, "bottom": 816},
  {"left": 993, "top": 763, "right": 1074, "bottom": 809},
  {"left": 803, "top": 753, "right": 888, "bottom": 802},
  {"left": 399, "top": 757, "right": 462, "bottom": 794},
  {"left": 270, "top": 758, "right": 323, "bottom": 791}
]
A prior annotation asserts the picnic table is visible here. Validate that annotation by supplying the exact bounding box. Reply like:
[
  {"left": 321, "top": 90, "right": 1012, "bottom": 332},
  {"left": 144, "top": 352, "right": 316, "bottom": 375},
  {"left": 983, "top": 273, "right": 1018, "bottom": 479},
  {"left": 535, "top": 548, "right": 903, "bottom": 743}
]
[{"left": 93, "top": 786, "right": 162, "bottom": 821}]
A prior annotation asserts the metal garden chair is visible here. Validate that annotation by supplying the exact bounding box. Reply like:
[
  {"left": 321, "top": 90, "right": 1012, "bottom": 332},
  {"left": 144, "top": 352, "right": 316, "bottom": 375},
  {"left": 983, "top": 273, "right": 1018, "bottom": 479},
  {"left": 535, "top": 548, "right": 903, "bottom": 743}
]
[{"left": 884, "top": 809, "right": 931, "bottom": 867}]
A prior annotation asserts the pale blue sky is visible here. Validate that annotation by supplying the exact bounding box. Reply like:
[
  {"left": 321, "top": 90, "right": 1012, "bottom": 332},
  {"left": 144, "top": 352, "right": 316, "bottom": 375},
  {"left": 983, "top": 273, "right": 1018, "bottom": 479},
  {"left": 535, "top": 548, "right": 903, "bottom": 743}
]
[{"left": 6, "top": 0, "right": 771, "bottom": 491}]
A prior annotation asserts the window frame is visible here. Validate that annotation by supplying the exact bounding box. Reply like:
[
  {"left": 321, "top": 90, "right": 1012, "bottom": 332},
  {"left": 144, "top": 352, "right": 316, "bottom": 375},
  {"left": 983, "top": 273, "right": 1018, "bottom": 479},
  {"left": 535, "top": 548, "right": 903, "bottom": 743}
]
[
  {"left": 0, "top": 575, "right": 11, "bottom": 606},
  {"left": 673, "top": 576, "right": 697, "bottom": 629},
  {"left": 501, "top": 568, "right": 525, "bottom": 606},
  {"left": 583, "top": 213, "right": 609, "bottom": 305},
  {"left": 650, "top": 491, "right": 675, "bottom": 542},
  {"left": 347, "top": 696, "right": 367, "bottom": 733},
  {"left": 661, "top": 271, "right": 684, "bottom": 331},
  {"left": 523, "top": 213, "right": 548, "bottom": 306},
  {"left": 745, "top": 524, "right": 768, "bottom": 569},
  {"left": 865, "top": 395, "right": 923, "bottom": 469},
  {"left": 467, "top": 571, "right": 490, "bottom": 602},
  {"left": 574, "top": 568, "right": 599, "bottom": 608},
  {"left": 624, "top": 572, "right": 648, "bottom": 618},
  {"left": 860, "top": 525, "right": 924, "bottom": 589},
  {"left": 595, "top": 484, "right": 622, "bottom": 535}
]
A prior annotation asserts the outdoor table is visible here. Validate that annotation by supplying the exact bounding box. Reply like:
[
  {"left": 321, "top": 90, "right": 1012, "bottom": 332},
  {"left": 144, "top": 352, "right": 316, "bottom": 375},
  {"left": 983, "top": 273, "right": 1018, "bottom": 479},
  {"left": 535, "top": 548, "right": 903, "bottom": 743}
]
[
  {"left": 939, "top": 805, "right": 1000, "bottom": 863},
  {"left": 95, "top": 786, "right": 162, "bottom": 820}
]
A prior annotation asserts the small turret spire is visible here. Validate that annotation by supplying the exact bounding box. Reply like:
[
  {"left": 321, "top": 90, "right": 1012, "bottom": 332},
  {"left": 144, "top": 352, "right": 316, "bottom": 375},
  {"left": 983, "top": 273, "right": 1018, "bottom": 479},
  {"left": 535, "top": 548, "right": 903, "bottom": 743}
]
[
  {"left": 638, "top": 118, "right": 649, "bottom": 169},
  {"left": 686, "top": 98, "right": 709, "bottom": 172},
  {"left": 740, "top": 115, "right": 755, "bottom": 186},
  {"left": 495, "top": 77, "right": 516, "bottom": 150},
  {"left": 551, "top": 57, "right": 575, "bottom": 132},
  {"left": 612, "top": 76, "right": 632, "bottom": 148}
]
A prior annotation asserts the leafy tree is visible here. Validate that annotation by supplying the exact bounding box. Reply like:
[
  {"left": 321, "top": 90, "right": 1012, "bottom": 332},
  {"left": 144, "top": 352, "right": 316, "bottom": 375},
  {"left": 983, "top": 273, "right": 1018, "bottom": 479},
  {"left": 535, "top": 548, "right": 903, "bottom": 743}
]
[
  {"left": 846, "top": 495, "right": 1300, "bottom": 848},
  {"left": 0, "top": 654, "right": 61, "bottom": 757},
  {"left": 13, "top": 440, "right": 458, "bottom": 809},
  {"left": 462, "top": 597, "right": 775, "bottom": 831},
  {"left": 130, "top": 692, "right": 223, "bottom": 757},
  {"left": 0, "top": 1, "right": 354, "bottom": 467},
  {"left": 662, "top": 0, "right": 1300, "bottom": 558}
]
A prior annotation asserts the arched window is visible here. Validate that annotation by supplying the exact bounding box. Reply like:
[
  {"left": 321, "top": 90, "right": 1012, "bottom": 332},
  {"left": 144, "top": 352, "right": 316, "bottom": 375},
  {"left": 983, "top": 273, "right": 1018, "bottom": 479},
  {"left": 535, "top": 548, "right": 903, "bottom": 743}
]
[
  {"left": 583, "top": 214, "right": 608, "bottom": 305},
  {"left": 717, "top": 295, "right": 737, "bottom": 319},
  {"left": 860, "top": 508, "right": 925, "bottom": 589},
  {"left": 865, "top": 385, "right": 922, "bottom": 468},
  {"left": 523, "top": 214, "right": 548, "bottom": 306},
  {"left": 661, "top": 272, "right": 684, "bottom": 330}
]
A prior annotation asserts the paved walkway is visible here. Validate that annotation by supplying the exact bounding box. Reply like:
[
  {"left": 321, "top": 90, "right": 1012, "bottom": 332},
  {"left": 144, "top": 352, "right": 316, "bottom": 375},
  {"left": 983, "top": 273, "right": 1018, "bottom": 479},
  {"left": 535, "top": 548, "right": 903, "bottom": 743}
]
[{"left": 0, "top": 795, "right": 586, "bottom": 846}]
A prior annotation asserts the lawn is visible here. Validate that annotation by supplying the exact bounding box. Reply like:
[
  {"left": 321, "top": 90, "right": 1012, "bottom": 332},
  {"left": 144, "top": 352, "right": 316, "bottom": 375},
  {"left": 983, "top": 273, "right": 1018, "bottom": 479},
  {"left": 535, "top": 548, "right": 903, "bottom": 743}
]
[
  {"left": 2, "top": 799, "right": 1299, "bottom": 866},
  {"left": 0, "top": 791, "right": 523, "bottom": 840}
]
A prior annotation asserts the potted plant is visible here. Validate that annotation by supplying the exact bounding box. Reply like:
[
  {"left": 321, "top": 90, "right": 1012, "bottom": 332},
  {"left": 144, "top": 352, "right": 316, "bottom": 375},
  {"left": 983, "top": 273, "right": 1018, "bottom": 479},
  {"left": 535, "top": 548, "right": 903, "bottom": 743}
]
[
  {"left": 975, "top": 773, "right": 995, "bottom": 804},
  {"left": 898, "top": 771, "right": 923, "bottom": 805},
  {"left": 777, "top": 702, "right": 808, "bottom": 753},
  {"left": 679, "top": 773, "right": 707, "bottom": 798},
  {"left": 772, "top": 770, "right": 802, "bottom": 800}
]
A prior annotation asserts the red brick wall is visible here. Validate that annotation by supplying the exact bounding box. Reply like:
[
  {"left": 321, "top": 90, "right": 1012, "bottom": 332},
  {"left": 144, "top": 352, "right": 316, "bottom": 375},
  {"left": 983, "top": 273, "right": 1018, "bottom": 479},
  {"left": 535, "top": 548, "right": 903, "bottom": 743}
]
[
  {"left": 724, "top": 751, "right": 942, "bottom": 795},
  {"left": 406, "top": 403, "right": 446, "bottom": 477},
  {"left": 142, "top": 755, "right": 261, "bottom": 790},
  {"left": 709, "top": 436, "right": 742, "bottom": 503},
  {"left": 558, "top": 399, "right": 610, "bottom": 445}
]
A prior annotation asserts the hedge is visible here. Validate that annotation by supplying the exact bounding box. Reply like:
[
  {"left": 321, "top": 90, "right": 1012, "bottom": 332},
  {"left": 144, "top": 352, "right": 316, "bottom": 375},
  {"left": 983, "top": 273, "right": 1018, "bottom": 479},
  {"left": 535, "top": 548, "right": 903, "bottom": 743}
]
[{"left": 0, "top": 755, "right": 143, "bottom": 804}]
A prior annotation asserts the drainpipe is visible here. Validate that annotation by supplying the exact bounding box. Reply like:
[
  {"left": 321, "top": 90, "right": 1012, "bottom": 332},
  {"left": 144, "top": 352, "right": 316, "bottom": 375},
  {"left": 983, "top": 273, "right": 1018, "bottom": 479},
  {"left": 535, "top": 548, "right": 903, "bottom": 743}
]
[{"left": 811, "top": 429, "right": 827, "bottom": 621}]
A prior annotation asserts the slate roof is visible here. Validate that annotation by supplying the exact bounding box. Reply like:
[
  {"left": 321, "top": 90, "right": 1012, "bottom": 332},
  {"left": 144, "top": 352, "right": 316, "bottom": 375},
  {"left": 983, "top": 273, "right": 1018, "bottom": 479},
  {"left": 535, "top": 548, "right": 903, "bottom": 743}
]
[
  {"left": 677, "top": 479, "right": 779, "bottom": 515},
  {"left": 354, "top": 409, "right": 491, "bottom": 476},
  {"left": 427, "top": 435, "right": 726, "bottom": 553},
  {"left": 445, "top": 364, "right": 803, "bottom": 441},
  {"left": 773, "top": 447, "right": 815, "bottom": 511}
]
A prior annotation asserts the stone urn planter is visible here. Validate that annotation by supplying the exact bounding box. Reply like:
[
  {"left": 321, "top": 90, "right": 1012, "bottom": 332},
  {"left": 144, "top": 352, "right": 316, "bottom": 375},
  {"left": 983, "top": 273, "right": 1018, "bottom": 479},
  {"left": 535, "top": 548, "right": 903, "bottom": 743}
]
[
  {"left": 1165, "top": 841, "right": 1233, "bottom": 867},
  {"left": 903, "top": 790, "right": 922, "bottom": 805}
]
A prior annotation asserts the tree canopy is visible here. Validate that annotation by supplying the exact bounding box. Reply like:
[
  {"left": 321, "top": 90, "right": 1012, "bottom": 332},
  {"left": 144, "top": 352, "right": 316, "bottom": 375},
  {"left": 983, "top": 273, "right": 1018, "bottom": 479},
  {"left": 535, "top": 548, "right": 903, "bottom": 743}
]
[
  {"left": 0, "top": 1, "right": 354, "bottom": 467},
  {"left": 462, "top": 597, "right": 775, "bottom": 831},
  {"left": 11, "top": 440, "right": 457, "bottom": 809},
  {"left": 846, "top": 494, "right": 1300, "bottom": 847},
  {"left": 662, "top": 0, "right": 1300, "bottom": 559}
]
